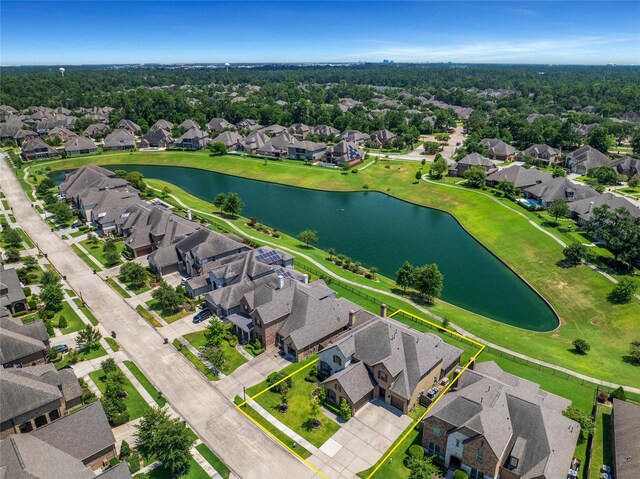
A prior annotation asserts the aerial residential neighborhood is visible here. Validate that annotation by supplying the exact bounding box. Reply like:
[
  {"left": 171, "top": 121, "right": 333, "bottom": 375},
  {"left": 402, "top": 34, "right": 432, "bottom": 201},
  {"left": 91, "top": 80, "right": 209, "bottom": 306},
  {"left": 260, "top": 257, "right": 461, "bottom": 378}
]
[{"left": 1, "top": 2, "right": 639, "bottom": 479}]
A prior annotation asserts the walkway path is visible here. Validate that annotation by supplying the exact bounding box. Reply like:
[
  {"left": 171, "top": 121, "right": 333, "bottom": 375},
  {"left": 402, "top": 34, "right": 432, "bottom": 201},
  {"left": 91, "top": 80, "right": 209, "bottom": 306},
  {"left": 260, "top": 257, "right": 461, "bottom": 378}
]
[
  {"left": 158, "top": 187, "right": 640, "bottom": 394},
  {"left": 1, "top": 155, "right": 317, "bottom": 479}
]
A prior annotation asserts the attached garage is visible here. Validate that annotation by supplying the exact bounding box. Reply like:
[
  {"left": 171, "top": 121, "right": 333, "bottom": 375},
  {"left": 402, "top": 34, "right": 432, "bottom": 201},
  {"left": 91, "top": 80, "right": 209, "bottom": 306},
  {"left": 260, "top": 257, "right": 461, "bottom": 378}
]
[{"left": 390, "top": 395, "right": 406, "bottom": 413}]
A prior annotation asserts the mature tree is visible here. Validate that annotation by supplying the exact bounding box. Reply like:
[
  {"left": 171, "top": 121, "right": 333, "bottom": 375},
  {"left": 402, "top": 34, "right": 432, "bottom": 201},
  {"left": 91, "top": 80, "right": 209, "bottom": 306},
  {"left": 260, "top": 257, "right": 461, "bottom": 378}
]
[
  {"left": 588, "top": 205, "right": 640, "bottom": 263},
  {"left": 464, "top": 166, "right": 486, "bottom": 188},
  {"left": 40, "top": 270, "right": 59, "bottom": 288},
  {"left": 161, "top": 185, "right": 171, "bottom": 197},
  {"left": 572, "top": 339, "right": 591, "bottom": 355},
  {"left": 119, "top": 440, "right": 132, "bottom": 459},
  {"left": 298, "top": 229, "right": 319, "bottom": 248},
  {"left": 104, "top": 249, "right": 120, "bottom": 267},
  {"left": 587, "top": 165, "right": 619, "bottom": 186},
  {"left": 266, "top": 370, "right": 293, "bottom": 393},
  {"left": 119, "top": 262, "right": 147, "bottom": 288},
  {"left": 76, "top": 324, "right": 102, "bottom": 351},
  {"left": 2, "top": 227, "right": 22, "bottom": 248},
  {"left": 36, "top": 177, "right": 55, "bottom": 196},
  {"left": 135, "top": 407, "right": 171, "bottom": 458},
  {"left": 101, "top": 392, "right": 129, "bottom": 426},
  {"left": 430, "top": 156, "right": 448, "bottom": 179},
  {"left": 221, "top": 192, "right": 244, "bottom": 217},
  {"left": 125, "top": 171, "right": 146, "bottom": 191},
  {"left": 151, "top": 280, "right": 183, "bottom": 312},
  {"left": 563, "top": 243, "right": 588, "bottom": 265},
  {"left": 609, "top": 277, "right": 638, "bottom": 304},
  {"left": 609, "top": 387, "right": 626, "bottom": 401},
  {"left": 49, "top": 201, "right": 73, "bottom": 224},
  {"left": 152, "top": 417, "right": 193, "bottom": 474},
  {"left": 101, "top": 358, "right": 118, "bottom": 375},
  {"left": 548, "top": 200, "right": 570, "bottom": 225},
  {"left": 40, "top": 283, "right": 64, "bottom": 311},
  {"left": 4, "top": 247, "right": 20, "bottom": 263},
  {"left": 22, "top": 255, "right": 38, "bottom": 270},
  {"left": 563, "top": 406, "right": 594, "bottom": 444},
  {"left": 629, "top": 177, "right": 640, "bottom": 188},
  {"left": 496, "top": 179, "right": 518, "bottom": 198},
  {"left": 552, "top": 166, "right": 567, "bottom": 177},
  {"left": 57, "top": 315, "right": 68, "bottom": 329},
  {"left": 210, "top": 141, "right": 227, "bottom": 156},
  {"left": 423, "top": 141, "right": 440, "bottom": 155},
  {"left": 587, "top": 126, "right": 612, "bottom": 153},
  {"left": 213, "top": 193, "right": 227, "bottom": 209},
  {"left": 199, "top": 345, "right": 228, "bottom": 373},
  {"left": 395, "top": 261, "right": 415, "bottom": 292},
  {"left": 627, "top": 340, "right": 640, "bottom": 366},
  {"left": 412, "top": 264, "right": 444, "bottom": 304},
  {"left": 632, "top": 131, "right": 640, "bottom": 156},
  {"left": 415, "top": 170, "right": 423, "bottom": 180},
  {"left": 204, "top": 318, "right": 226, "bottom": 348}
]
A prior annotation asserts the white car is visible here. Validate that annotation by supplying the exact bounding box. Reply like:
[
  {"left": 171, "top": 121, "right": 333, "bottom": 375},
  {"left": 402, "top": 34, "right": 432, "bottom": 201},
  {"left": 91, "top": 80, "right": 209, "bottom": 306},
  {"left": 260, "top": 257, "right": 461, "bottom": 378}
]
[
  {"left": 601, "top": 473, "right": 612, "bottom": 479},
  {"left": 601, "top": 466, "right": 612, "bottom": 474}
]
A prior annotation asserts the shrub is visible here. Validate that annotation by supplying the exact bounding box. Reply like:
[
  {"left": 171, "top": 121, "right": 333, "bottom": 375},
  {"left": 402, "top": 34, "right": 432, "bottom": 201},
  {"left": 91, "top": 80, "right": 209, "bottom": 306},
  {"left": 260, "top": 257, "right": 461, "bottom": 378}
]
[
  {"left": 267, "top": 371, "right": 293, "bottom": 393},
  {"left": 119, "top": 440, "right": 131, "bottom": 459},
  {"left": 28, "top": 298, "right": 38, "bottom": 310},
  {"left": 609, "top": 386, "right": 626, "bottom": 401},
  {"left": 57, "top": 315, "right": 68, "bottom": 329},
  {"left": 127, "top": 454, "right": 141, "bottom": 473},
  {"left": 44, "top": 320, "right": 54, "bottom": 336},
  {"left": 228, "top": 336, "right": 238, "bottom": 347},
  {"left": 609, "top": 278, "right": 638, "bottom": 304},
  {"left": 453, "top": 470, "right": 469, "bottom": 479},
  {"left": 47, "top": 348, "right": 59, "bottom": 361},
  {"left": 407, "top": 445, "right": 424, "bottom": 460},
  {"left": 108, "top": 457, "right": 120, "bottom": 469},
  {"left": 23, "top": 287, "right": 32, "bottom": 297},
  {"left": 572, "top": 339, "right": 591, "bottom": 355},
  {"left": 339, "top": 398, "right": 352, "bottom": 421}
]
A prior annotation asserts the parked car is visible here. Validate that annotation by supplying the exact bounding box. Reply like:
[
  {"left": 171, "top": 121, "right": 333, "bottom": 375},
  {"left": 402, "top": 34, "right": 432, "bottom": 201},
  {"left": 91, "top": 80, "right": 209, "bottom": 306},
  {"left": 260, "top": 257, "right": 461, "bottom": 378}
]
[
  {"left": 601, "top": 466, "right": 612, "bottom": 474},
  {"left": 54, "top": 344, "right": 69, "bottom": 354},
  {"left": 71, "top": 221, "right": 83, "bottom": 228},
  {"left": 193, "top": 309, "right": 212, "bottom": 323},
  {"left": 601, "top": 473, "right": 612, "bottom": 479}
]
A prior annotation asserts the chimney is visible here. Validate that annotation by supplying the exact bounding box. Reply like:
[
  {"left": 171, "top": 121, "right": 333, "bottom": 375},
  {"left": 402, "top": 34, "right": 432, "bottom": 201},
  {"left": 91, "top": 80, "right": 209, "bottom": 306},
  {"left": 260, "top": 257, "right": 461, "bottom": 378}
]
[
  {"left": 587, "top": 201, "right": 594, "bottom": 213},
  {"left": 187, "top": 210, "right": 192, "bottom": 221},
  {"left": 277, "top": 275, "right": 284, "bottom": 290},
  {"left": 302, "top": 274, "right": 309, "bottom": 284},
  {"left": 380, "top": 303, "right": 387, "bottom": 317},
  {"left": 348, "top": 310, "right": 357, "bottom": 328}
]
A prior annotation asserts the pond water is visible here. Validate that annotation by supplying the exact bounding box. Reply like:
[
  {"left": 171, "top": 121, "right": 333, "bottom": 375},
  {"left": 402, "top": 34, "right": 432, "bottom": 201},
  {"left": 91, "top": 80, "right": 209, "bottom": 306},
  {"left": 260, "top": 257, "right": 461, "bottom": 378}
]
[{"left": 53, "top": 165, "right": 558, "bottom": 331}]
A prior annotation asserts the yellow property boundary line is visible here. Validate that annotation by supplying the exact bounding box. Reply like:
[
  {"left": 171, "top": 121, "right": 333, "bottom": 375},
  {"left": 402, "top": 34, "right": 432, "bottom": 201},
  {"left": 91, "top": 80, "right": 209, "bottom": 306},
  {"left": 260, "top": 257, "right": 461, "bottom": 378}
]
[{"left": 234, "top": 309, "right": 485, "bottom": 479}]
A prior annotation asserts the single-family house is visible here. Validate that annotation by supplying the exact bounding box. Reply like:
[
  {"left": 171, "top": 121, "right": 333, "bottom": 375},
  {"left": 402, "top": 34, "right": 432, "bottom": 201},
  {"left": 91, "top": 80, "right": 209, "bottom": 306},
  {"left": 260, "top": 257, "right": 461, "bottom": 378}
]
[
  {"left": 565, "top": 145, "right": 610, "bottom": 174},
  {"left": 0, "top": 268, "right": 28, "bottom": 314},
  {"left": 312, "top": 125, "right": 341, "bottom": 138},
  {"left": 13, "top": 128, "right": 39, "bottom": 146},
  {"left": 288, "top": 139, "right": 327, "bottom": 161},
  {"left": 89, "top": 190, "right": 141, "bottom": 232},
  {"left": 59, "top": 165, "right": 129, "bottom": 206},
  {"left": 369, "top": 129, "right": 397, "bottom": 147},
  {"left": 179, "top": 119, "right": 200, "bottom": 131},
  {"left": 262, "top": 124, "right": 288, "bottom": 136},
  {"left": 175, "top": 127, "right": 209, "bottom": 149},
  {"left": 64, "top": 136, "right": 98, "bottom": 156},
  {"left": 481, "top": 138, "right": 517, "bottom": 161},
  {"left": 211, "top": 131, "right": 243, "bottom": 150},
  {"left": 326, "top": 140, "right": 364, "bottom": 166},
  {"left": 21, "top": 138, "right": 60, "bottom": 161},
  {"left": 288, "top": 123, "right": 311, "bottom": 139},
  {"left": 524, "top": 176, "right": 599, "bottom": 206},
  {"left": 0, "top": 364, "right": 82, "bottom": 438},
  {"left": 611, "top": 398, "right": 640, "bottom": 479},
  {"left": 486, "top": 164, "right": 552, "bottom": 192},
  {"left": 422, "top": 361, "right": 580, "bottom": 479},
  {"left": 611, "top": 156, "right": 640, "bottom": 179},
  {"left": 256, "top": 131, "right": 295, "bottom": 158},
  {"left": 239, "top": 130, "right": 269, "bottom": 154},
  {"left": 173, "top": 228, "right": 250, "bottom": 277},
  {"left": 0, "top": 315, "right": 49, "bottom": 369},
  {"left": 48, "top": 126, "right": 78, "bottom": 143},
  {"left": 115, "top": 119, "right": 141, "bottom": 135},
  {"left": 319, "top": 315, "right": 462, "bottom": 415},
  {"left": 339, "top": 130, "right": 369, "bottom": 144},
  {"left": 208, "top": 118, "right": 235, "bottom": 132},
  {"left": 150, "top": 119, "right": 173, "bottom": 132},
  {"left": 451, "top": 153, "right": 495, "bottom": 177},
  {"left": 138, "top": 128, "right": 174, "bottom": 148},
  {"left": 83, "top": 122, "right": 110, "bottom": 138},
  {"left": 103, "top": 129, "right": 136, "bottom": 150},
  {"left": 523, "top": 144, "right": 561, "bottom": 165},
  {"left": 235, "top": 119, "right": 262, "bottom": 131},
  {"left": 568, "top": 192, "right": 640, "bottom": 223}
]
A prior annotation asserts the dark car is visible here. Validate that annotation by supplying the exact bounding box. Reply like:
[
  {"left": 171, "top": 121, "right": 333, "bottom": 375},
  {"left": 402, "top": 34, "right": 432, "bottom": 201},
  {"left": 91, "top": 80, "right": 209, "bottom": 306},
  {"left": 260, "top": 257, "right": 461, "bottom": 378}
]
[
  {"left": 193, "top": 309, "right": 212, "bottom": 323},
  {"left": 71, "top": 221, "right": 84, "bottom": 228},
  {"left": 54, "top": 344, "right": 69, "bottom": 354}
]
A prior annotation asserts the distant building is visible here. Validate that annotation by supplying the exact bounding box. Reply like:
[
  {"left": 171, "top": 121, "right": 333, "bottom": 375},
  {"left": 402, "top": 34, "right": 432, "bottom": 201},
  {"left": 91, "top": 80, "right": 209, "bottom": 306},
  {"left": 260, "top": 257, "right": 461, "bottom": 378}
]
[
  {"left": 64, "top": 136, "right": 98, "bottom": 156},
  {"left": 565, "top": 145, "right": 610, "bottom": 175},
  {"left": 523, "top": 144, "right": 561, "bottom": 165},
  {"left": 288, "top": 139, "right": 327, "bottom": 161},
  {"left": 175, "top": 127, "right": 208, "bottom": 149},
  {"left": 21, "top": 138, "right": 60, "bottom": 161},
  {"left": 103, "top": 129, "right": 136, "bottom": 150},
  {"left": 481, "top": 138, "right": 517, "bottom": 161},
  {"left": 450, "top": 152, "right": 495, "bottom": 177}
]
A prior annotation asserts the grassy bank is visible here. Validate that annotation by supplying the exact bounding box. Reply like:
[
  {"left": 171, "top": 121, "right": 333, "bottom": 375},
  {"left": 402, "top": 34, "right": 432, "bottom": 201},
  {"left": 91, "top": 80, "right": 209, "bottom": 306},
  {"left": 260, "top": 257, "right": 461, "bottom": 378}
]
[{"left": 25, "top": 153, "right": 639, "bottom": 386}]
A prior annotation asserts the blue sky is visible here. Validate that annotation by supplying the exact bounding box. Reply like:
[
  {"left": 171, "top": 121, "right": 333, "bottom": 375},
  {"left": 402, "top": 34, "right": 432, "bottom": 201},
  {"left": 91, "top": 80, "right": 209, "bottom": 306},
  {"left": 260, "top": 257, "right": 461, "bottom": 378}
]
[{"left": 1, "top": 1, "right": 639, "bottom": 65}]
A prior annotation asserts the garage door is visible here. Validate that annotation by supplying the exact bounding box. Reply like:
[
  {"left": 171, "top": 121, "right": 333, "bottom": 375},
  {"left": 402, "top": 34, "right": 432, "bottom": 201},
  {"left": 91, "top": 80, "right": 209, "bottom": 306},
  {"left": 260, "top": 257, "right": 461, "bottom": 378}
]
[{"left": 390, "top": 395, "right": 404, "bottom": 412}]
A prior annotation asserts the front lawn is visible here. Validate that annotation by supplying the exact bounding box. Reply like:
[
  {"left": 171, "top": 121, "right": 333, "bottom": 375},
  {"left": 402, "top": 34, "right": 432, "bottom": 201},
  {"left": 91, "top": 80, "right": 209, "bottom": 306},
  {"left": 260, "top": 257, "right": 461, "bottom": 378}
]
[
  {"left": 173, "top": 339, "right": 219, "bottom": 380},
  {"left": 89, "top": 365, "right": 151, "bottom": 420},
  {"left": 147, "top": 299, "right": 189, "bottom": 323},
  {"left": 71, "top": 243, "right": 102, "bottom": 271},
  {"left": 55, "top": 344, "right": 107, "bottom": 369},
  {"left": 79, "top": 238, "right": 125, "bottom": 267},
  {"left": 147, "top": 457, "right": 210, "bottom": 479},
  {"left": 107, "top": 278, "right": 131, "bottom": 298},
  {"left": 123, "top": 360, "right": 167, "bottom": 407},
  {"left": 136, "top": 304, "right": 162, "bottom": 327},
  {"left": 73, "top": 298, "right": 99, "bottom": 326},
  {"left": 195, "top": 443, "right": 231, "bottom": 479},
  {"left": 246, "top": 356, "right": 340, "bottom": 448},
  {"left": 52, "top": 301, "right": 85, "bottom": 334},
  {"left": 182, "top": 330, "right": 248, "bottom": 375}
]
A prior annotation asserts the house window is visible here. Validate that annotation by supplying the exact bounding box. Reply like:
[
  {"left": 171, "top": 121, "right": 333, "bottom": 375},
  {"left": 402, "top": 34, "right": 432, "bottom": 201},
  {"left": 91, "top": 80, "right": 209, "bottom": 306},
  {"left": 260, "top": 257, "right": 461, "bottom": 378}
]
[
  {"left": 378, "top": 370, "right": 387, "bottom": 382},
  {"left": 455, "top": 439, "right": 460, "bottom": 447},
  {"left": 327, "top": 389, "right": 336, "bottom": 403},
  {"left": 508, "top": 456, "right": 519, "bottom": 469},
  {"left": 470, "top": 468, "right": 484, "bottom": 479},
  {"left": 333, "top": 355, "right": 342, "bottom": 366},
  {"left": 427, "top": 442, "right": 440, "bottom": 456},
  {"left": 432, "top": 426, "right": 440, "bottom": 437},
  {"left": 476, "top": 451, "right": 483, "bottom": 463}
]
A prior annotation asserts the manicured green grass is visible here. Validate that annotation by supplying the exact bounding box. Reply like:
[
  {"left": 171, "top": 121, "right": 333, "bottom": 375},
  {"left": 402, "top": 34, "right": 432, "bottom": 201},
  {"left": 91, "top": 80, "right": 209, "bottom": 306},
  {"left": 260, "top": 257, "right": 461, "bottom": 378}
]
[
  {"left": 173, "top": 339, "right": 219, "bottom": 380},
  {"left": 245, "top": 356, "right": 339, "bottom": 448},
  {"left": 590, "top": 405, "right": 613, "bottom": 478},
  {"left": 80, "top": 238, "right": 125, "bottom": 267},
  {"left": 64, "top": 288, "right": 76, "bottom": 297},
  {"left": 104, "top": 337, "right": 120, "bottom": 352},
  {"left": 120, "top": 278, "right": 151, "bottom": 295},
  {"left": 136, "top": 304, "right": 162, "bottom": 327},
  {"left": 90, "top": 365, "right": 151, "bottom": 420},
  {"left": 107, "top": 278, "right": 131, "bottom": 298},
  {"left": 52, "top": 302, "right": 85, "bottom": 334},
  {"left": 147, "top": 299, "right": 188, "bottom": 323},
  {"left": 147, "top": 457, "right": 210, "bottom": 479},
  {"left": 183, "top": 330, "right": 248, "bottom": 375},
  {"left": 34, "top": 153, "right": 640, "bottom": 386},
  {"left": 243, "top": 342, "right": 265, "bottom": 357},
  {"left": 195, "top": 443, "right": 231, "bottom": 479},
  {"left": 17, "top": 228, "right": 35, "bottom": 248},
  {"left": 73, "top": 298, "right": 99, "bottom": 326},
  {"left": 123, "top": 360, "right": 167, "bottom": 407},
  {"left": 233, "top": 396, "right": 312, "bottom": 459},
  {"left": 70, "top": 244, "right": 102, "bottom": 271},
  {"left": 55, "top": 344, "right": 108, "bottom": 369}
]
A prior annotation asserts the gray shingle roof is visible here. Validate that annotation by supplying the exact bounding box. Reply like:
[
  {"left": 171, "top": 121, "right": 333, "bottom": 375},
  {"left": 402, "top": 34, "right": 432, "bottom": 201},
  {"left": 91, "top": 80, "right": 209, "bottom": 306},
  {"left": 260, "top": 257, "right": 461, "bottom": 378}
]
[
  {"left": 458, "top": 152, "right": 493, "bottom": 167},
  {"left": 566, "top": 145, "right": 610, "bottom": 171},
  {"left": 323, "top": 361, "right": 376, "bottom": 404},
  {"left": 64, "top": 136, "right": 97, "bottom": 153},
  {"left": 9, "top": 363, "right": 82, "bottom": 406},
  {"left": 524, "top": 177, "right": 599, "bottom": 203},
  {"left": 0, "top": 368, "right": 62, "bottom": 424},
  {"left": 612, "top": 398, "right": 640, "bottom": 479},
  {"left": 1, "top": 268, "right": 26, "bottom": 307},
  {"left": 212, "top": 130, "right": 243, "bottom": 147},
  {"left": 103, "top": 129, "right": 136, "bottom": 148},
  {"left": 482, "top": 138, "right": 517, "bottom": 156},
  {"left": 569, "top": 192, "right": 640, "bottom": 222},
  {"left": 0, "top": 317, "right": 48, "bottom": 365},
  {"left": 487, "top": 164, "right": 552, "bottom": 189}
]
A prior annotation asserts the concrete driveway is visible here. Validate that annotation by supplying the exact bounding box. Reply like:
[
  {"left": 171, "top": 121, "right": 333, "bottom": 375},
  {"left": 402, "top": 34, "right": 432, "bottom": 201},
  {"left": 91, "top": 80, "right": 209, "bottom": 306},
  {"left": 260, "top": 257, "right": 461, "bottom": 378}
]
[{"left": 0, "top": 155, "right": 316, "bottom": 479}]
